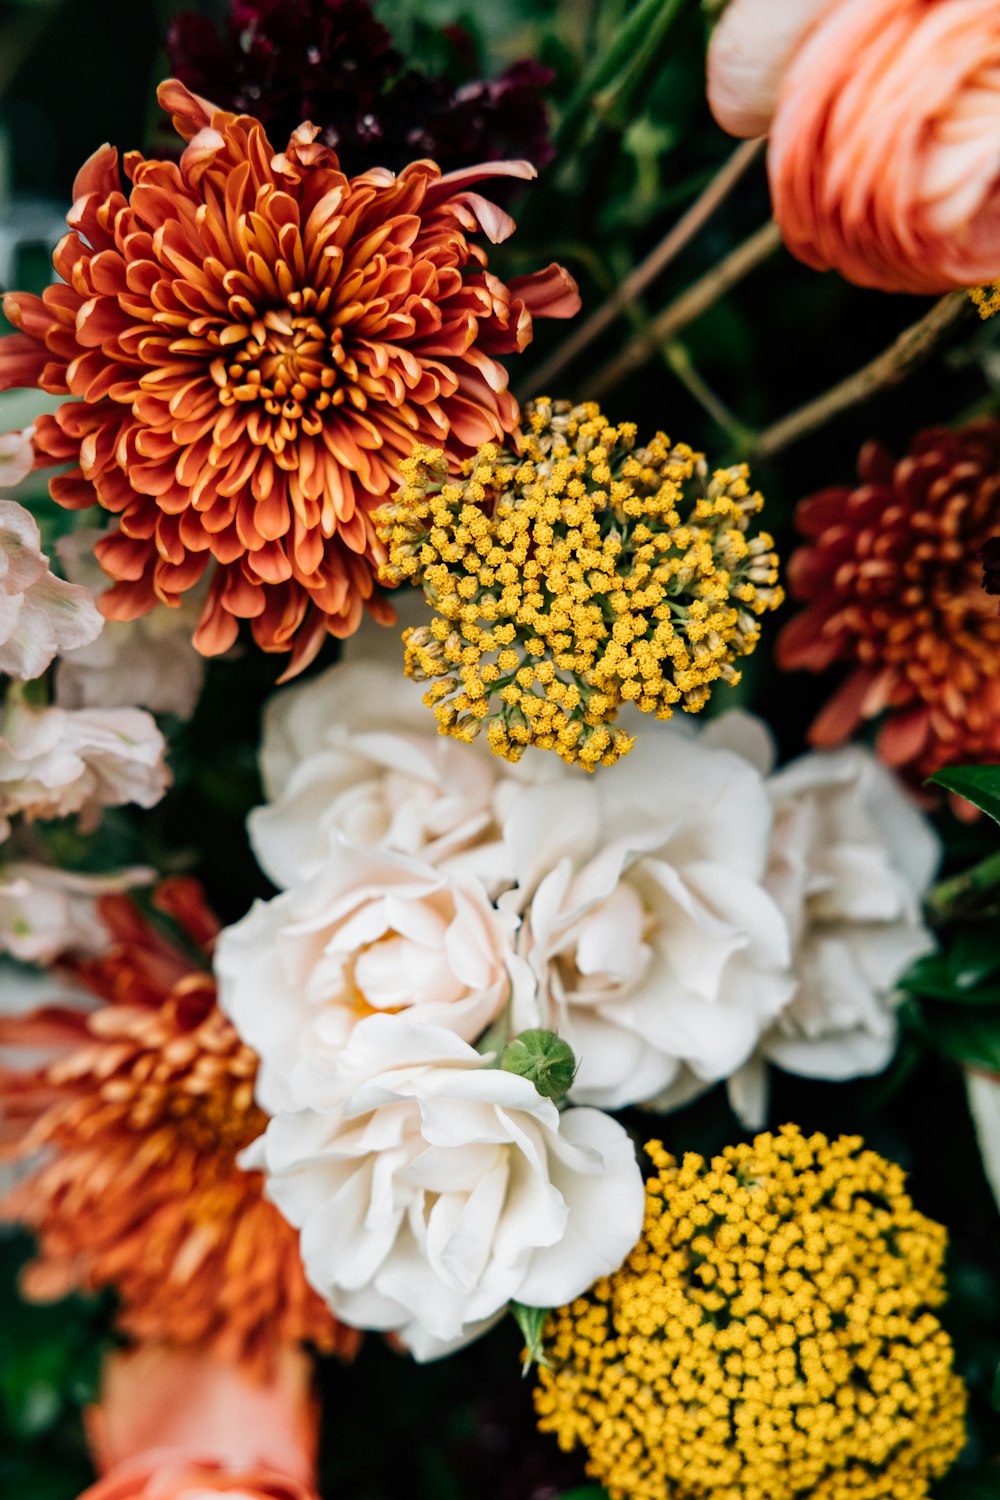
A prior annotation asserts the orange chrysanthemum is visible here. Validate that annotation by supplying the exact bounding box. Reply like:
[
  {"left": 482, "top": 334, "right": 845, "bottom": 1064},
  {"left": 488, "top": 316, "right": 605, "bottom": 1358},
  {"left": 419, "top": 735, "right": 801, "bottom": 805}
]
[
  {"left": 0, "top": 80, "right": 578, "bottom": 674},
  {"left": 777, "top": 420, "right": 1000, "bottom": 789},
  {"left": 0, "top": 878, "right": 355, "bottom": 1369}
]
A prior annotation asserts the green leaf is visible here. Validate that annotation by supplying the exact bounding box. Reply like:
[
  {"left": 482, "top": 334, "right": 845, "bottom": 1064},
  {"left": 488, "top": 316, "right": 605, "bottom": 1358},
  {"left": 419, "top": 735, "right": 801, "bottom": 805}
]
[
  {"left": 948, "top": 928, "right": 1000, "bottom": 990},
  {"left": 511, "top": 1302, "right": 550, "bottom": 1375},
  {"left": 929, "top": 764, "right": 1000, "bottom": 825},
  {"left": 918, "top": 1005, "right": 1000, "bottom": 1070},
  {"left": 898, "top": 952, "right": 1000, "bottom": 1006},
  {"left": 557, "top": 1490, "right": 611, "bottom": 1500}
]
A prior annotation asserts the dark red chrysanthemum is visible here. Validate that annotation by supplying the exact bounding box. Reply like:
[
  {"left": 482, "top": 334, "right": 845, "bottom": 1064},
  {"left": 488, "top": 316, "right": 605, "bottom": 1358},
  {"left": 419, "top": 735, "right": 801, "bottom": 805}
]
[
  {"left": 777, "top": 420, "right": 1000, "bottom": 787},
  {"left": 167, "top": 0, "right": 554, "bottom": 176},
  {"left": 0, "top": 81, "right": 578, "bottom": 672}
]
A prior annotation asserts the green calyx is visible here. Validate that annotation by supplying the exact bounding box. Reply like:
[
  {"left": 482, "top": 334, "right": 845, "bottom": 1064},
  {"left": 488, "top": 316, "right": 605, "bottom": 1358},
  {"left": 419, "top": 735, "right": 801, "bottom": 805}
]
[{"left": 501, "top": 1029, "right": 578, "bottom": 1101}]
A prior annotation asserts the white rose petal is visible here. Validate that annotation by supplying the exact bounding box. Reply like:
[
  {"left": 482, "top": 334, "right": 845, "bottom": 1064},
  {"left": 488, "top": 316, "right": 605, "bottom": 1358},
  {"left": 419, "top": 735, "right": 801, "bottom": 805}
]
[
  {"left": 254, "top": 1014, "right": 645, "bottom": 1360},
  {"left": 502, "top": 724, "right": 793, "bottom": 1112},
  {"left": 216, "top": 844, "right": 521, "bottom": 1115},
  {"left": 0, "top": 861, "right": 152, "bottom": 964}
]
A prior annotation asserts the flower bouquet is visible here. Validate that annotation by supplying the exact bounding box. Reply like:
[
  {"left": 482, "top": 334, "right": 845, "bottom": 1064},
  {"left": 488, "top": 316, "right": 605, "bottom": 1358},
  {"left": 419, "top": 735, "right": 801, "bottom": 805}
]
[{"left": 2, "top": 2, "right": 1000, "bottom": 1498}]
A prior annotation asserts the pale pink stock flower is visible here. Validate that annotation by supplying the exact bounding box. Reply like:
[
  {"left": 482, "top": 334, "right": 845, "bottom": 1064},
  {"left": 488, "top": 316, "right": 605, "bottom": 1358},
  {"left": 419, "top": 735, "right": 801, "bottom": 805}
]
[
  {"left": 0, "top": 699, "right": 169, "bottom": 836},
  {"left": 0, "top": 428, "right": 103, "bottom": 679},
  {"left": 708, "top": 0, "right": 1000, "bottom": 294}
]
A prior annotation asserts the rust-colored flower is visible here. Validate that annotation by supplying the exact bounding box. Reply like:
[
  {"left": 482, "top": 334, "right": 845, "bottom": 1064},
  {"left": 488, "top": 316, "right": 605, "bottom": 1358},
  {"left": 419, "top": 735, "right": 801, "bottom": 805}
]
[
  {"left": 0, "top": 878, "right": 357, "bottom": 1369},
  {"left": 0, "top": 81, "right": 578, "bottom": 674},
  {"left": 777, "top": 420, "right": 1000, "bottom": 787}
]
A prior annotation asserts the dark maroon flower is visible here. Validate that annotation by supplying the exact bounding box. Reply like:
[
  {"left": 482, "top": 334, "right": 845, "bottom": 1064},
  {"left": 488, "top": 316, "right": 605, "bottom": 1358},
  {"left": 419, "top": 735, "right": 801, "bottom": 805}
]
[{"left": 167, "top": 0, "right": 554, "bottom": 176}]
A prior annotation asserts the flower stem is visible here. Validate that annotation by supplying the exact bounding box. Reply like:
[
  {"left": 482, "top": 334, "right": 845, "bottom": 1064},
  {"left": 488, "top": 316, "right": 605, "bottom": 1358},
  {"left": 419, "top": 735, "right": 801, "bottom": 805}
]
[
  {"left": 661, "top": 342, "right": 755, "bottom": 448},
  {"left": 750, "top": 291, "right": 971, "bottom": 461},
  {"left": 585, "top": 220, "right": 782, "bottom": 402},
  {"left": 555, "top": 0, "right": 688, "bottom": 147},
  {"left": 519, "top": 140, "right": 765, "bottom": 400},
  {"left": 926, "top": 849, "right": 1000, "bottom": 923}
]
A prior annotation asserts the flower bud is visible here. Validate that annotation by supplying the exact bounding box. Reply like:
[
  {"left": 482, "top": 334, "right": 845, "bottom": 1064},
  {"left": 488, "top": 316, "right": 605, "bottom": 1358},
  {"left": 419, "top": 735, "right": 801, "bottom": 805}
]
[{"left": 501, "top": 1029, "right": 577, "bottom": 1100}]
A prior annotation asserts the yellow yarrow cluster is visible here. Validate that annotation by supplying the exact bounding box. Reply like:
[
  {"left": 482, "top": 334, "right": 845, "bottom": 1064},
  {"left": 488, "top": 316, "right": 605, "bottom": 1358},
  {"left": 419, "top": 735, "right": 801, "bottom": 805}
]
[
  {"left": 970, "top": 280, "right": 1000, "bottom": 319},
  {"left": 534, "top": 1125, "right": 967, "bottom": 1500},
  {"left": 374, "top": 400, "right": 782, "bottom": 770}
]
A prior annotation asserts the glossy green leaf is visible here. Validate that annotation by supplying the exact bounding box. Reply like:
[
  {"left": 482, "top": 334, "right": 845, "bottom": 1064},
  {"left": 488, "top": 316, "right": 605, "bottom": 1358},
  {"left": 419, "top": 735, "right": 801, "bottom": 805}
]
[{"left": 929, "top": 765, "right": 1000, "bottom": 825}]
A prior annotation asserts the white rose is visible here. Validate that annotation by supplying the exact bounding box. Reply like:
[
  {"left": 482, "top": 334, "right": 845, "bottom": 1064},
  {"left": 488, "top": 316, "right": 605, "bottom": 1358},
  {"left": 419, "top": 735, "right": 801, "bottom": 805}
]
[
  {"left": 253, "top": 1014, "right": 645, "bottom": 1360},
  {"left": 216, "top": 845, "right": 520, "bottom": 1115},
  {"left": 54, "top": 529, "right": 206, "bottom": 719},
  {"left": 249, "top": 660, "right": 521, "bottom": 894},
  {"left": 502, "top": 724, "right": 793, "bottom": 1111},
  {"left": 0, "top": 700, "right": 170, "bottom": 837},
  {"left": 703, "top": 715, "right": 938, "bottom": 1126},
  {"left": 0, "top": 496, "right": 103, "bottom": 681}
]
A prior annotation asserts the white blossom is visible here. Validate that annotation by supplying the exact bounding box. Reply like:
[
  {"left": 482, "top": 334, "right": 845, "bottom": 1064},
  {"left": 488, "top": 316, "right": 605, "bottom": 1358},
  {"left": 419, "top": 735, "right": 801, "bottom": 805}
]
[
  {"left": 704, "top": 714, "right": 938, "bottom": 1126},
  {"left": 0, "top": 699, "right": 169, "bottom": 837},
  {"left": 501, "top": 723, "right": 794, "bottom": 1112},
  {"left": 216, "top": 844, "right": 520, "bottom": 1116},
  {"left": 0, "top": 861, "right": 151, "bottom": 964},
  {"left": 54, "top": 529, "right": 206, "bottom": 718},
  {"left": 0, "top": 487, "right": 103, "bottom": 681},
  {"left": 252, "top": 1014, "right": 644, "bottom": 1360}
]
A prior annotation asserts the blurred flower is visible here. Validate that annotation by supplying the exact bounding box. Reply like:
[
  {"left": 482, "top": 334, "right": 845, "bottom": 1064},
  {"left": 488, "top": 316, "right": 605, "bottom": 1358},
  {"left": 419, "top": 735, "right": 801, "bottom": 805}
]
[
  {"left": 376, "top": 400, "right": 781, "bottom": 769},
  {"left": 167, "top": 0, "right": 554, "bottom": 176},
  {"left": 0, "top": 699, "right": 168, "bottom": 837},
  {"left": 247, "top": 659, "right": 517, "bottom": 893},
  {"left": 708, "top": 0, "right": 1000, "bottom": 294},
  {"left": 535, "top": 1126, "right": 967, "bottom": 1500},
  {"left": 0, "top": 493, "right": 103, "bottom": 681},
  {"left": 79, "top": 1460, "right": 318, "bottom": 1500},
  {"left": 217, "top": 845, "right": 519, "bottom": 1115},
  {"left": 706, "top": 716, "right": 938, "bottom": 1124},
  {"left": 778, "top": 420, "right": 1000, "bottom": 788},
  {"left": 254, "top": 1013, "right": 644, "bottom": 1360},
  {"left": 979, "top": 535, "right": 1000, "bottom": 597},
  {"left": 0, "top": 862, "right": 151, "bottom": 964},
  {"left": 971, "top": 280, "right": 1000, "bottom": 319},
  {"left": 54, "top": 531, "right": 206, "bottom": 718},
  {"left": 0, "top": 425, "right": 36, "bottom": 488},
  {"left": 0, "top": 83, "right": 578, "bottom": 677},
  {"left": 0, "top": 880, "right": 355, "bottom": 1368},
  {"left": 86, "top": 1344, "right": 318, "bottom": 1489},
  {"left": 501, "top": 722, "right": 793, "bottom": 1111}
]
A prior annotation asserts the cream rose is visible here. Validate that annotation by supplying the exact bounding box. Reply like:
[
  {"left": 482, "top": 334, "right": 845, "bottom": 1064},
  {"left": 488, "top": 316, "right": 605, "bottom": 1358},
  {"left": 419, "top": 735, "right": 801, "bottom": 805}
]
[
  {"left": 253, "top": 1014, "right": 645, "bottom": 1360},
  {"left": 249, "top": 660, "right": 524, "bottom": 894},
  {"left": 502, "top": 724, "right": 793, "bottom": 1111},
  {"left": 703, "top": 715, "right": 938, "bottom": 1125},
  {"left": 216, "top": 845, "right": 520, "bottom": 1115}
]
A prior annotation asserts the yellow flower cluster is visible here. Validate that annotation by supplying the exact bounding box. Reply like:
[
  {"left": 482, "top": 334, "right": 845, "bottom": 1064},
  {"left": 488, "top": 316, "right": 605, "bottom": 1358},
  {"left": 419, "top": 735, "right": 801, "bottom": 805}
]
[
  {"left": 374, "top": 400, "right": 781, "bottom": 770},
  {"left": 534, "top": 1125, "right": 967, "bottom": 1500},
  {"left": 970, "top": 280, "right": 1000, "bottom": 319}
]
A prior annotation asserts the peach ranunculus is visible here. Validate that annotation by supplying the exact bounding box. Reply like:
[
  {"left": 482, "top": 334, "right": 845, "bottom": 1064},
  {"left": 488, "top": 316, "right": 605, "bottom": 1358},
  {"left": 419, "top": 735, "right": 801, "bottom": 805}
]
[
  {"left": 708, "top": 0, "right": 1000, "bottom": 295},
  {"left": 81, "top": 1343, "right": 320, "bottom": 1500}
]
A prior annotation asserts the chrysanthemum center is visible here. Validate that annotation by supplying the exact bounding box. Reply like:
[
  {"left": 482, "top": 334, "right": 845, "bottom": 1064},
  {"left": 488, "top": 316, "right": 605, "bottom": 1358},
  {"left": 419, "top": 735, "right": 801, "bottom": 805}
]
[{"left": 211, "top": 289, "right": 356, "bottom": 451}]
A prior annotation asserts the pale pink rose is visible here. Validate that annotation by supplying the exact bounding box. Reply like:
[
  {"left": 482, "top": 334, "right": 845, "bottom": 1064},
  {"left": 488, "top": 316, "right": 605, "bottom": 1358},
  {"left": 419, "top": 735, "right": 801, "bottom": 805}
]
[
  {"left": 0, "top": 496, "right": 103, "bottom": 680},
  {"left": 708, "top": 0, "right": 1000, "bottom": 294},
  {"left": 84, "top": 1345, "right": 319, "bottom": 1489}
]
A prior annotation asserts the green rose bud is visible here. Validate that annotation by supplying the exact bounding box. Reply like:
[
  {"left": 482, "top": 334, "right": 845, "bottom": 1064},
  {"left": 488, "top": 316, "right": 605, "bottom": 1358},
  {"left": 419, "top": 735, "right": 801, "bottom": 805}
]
[{"left": 500, "top": 1029, "right": 577, "bottom": 1101}]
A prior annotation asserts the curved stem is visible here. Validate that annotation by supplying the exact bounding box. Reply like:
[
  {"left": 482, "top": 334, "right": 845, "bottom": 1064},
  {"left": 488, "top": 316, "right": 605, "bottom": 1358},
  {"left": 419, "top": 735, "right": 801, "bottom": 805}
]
[
  {"left": 927, "top": 849, "right": 1000, "bottom": 924},
  {"left": 519, "top": 139, "right": 765, "bottom": 400},
  {"left": 585, "top": 220, "right": 782, "bottom": 403},
  {"left": 751, "top": 291, "right": 970, "bottom": 461}
]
